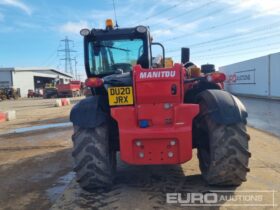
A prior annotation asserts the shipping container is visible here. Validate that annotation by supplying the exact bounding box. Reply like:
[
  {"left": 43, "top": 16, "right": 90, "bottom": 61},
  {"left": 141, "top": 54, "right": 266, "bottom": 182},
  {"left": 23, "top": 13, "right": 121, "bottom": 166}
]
[{"left": 219, "top": 52, "right": 280, "bottom": 99}]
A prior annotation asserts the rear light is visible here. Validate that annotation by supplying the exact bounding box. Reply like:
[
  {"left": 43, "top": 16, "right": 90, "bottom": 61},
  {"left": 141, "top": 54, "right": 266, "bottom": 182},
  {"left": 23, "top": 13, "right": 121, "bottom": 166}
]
[
  {"left": 85, "top": 78, "right": 104, "bottom": 87},
  {"left": 207, "top": 72, "right": 226, "bottom": 83}
]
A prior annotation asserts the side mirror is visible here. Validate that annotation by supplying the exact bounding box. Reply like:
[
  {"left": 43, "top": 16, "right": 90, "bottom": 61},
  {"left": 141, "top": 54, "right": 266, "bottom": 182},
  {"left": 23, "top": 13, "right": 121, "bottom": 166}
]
[
  {"left": 151, "top": 42, "right": 165, "bottom": 68},
  {"left": 181, "top": 48, "right": 190, "bottom": 64}
]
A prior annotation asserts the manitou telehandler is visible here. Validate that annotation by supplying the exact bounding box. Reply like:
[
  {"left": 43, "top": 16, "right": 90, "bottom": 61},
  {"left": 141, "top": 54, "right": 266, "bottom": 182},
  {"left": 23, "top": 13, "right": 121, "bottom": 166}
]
[{"left": 70, "top": 19, "right": 250, "bottom": 191}]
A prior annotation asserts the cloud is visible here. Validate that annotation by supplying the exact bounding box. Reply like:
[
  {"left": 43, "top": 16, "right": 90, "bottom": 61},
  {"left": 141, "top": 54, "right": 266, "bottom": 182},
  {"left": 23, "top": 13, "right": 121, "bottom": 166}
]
[
  {"left": 59, "top": 21, "right": 89, "bottom": 35},
  {"left": 152, "top": 29, "right": 173, "bottom": 38},
  {"left": 221, "top": 0, "right": 280, "bottom": 16},
  {"left": 0, "top": 0, "right": 32, "bottom": 15},
  {"left": 234, "top": 28, "right": 252, "bottom": 33}
]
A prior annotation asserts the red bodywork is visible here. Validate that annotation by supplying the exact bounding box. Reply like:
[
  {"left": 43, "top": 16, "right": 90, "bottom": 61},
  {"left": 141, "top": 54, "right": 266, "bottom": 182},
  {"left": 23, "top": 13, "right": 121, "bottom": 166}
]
[
  {"left": 57, "top": 81, "right": 81, "bottom": 96},
  {"left": 111, "top": 64, "right": 199, "bottom": 165}
]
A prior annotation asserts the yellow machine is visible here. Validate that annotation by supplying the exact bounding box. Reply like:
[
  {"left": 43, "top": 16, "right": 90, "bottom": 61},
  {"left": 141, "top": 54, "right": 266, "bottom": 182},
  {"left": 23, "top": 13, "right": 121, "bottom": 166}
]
[{"left": 164, "top": 57, "right": 174, "bottom": 68}]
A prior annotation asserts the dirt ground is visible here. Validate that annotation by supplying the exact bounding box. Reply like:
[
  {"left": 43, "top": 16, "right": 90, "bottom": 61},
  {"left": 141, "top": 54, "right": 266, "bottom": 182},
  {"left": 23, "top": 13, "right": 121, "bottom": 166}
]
[
  {"left": 0, "top": 98, "right": 75, "bottom": 210},
  {"left": 0, "top": 97, "right": 82, "bottom": 132},
  {"left": 0, "top": 128, "right": 73, "bottom": 210},
  {"left": 51, "top": 127, "right": 280, "bottom": 210},
  {"left": 0, "top": 98, "right": 279, "bottom": 210}
]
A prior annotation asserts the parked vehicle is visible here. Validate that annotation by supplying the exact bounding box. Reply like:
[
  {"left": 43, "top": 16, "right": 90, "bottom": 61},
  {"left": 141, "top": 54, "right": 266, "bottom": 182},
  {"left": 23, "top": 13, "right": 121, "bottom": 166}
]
[
  {"left": 43, "top": 84, "right": 58, "bottom": 99},
  {"left": 28, "top": 89, "right": 43, "bottom": 98},
  {"left": 0, "top": 88, "right": 20, "bottom": 101},
  {"left": 57, "top": 80, "right": 82, "bottom": 98}
]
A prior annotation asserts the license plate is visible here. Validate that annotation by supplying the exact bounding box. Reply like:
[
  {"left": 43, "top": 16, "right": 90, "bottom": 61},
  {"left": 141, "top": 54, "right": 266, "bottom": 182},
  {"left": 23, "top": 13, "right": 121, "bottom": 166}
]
[{"left": 108, "top": 86, "right": 134, "bottom": 106}]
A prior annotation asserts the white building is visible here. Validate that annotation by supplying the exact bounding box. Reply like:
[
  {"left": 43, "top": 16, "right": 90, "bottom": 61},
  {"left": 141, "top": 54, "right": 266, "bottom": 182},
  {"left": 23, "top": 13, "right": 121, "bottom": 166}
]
[
  {"left": 219, "top": 52, "right": 280, "bottom": 99},
  {"left": 0, "top": 67, "right": 73, "bottom": 97}
]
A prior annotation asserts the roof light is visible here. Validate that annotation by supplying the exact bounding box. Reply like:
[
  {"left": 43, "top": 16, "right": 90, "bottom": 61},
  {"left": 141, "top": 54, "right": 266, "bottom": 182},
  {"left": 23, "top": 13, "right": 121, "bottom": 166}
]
[
  {"left": 85, "top": 78, "right": 104, "bottom": 87},
  {"left": 106, "top": 19, "right": 114, "bottom": 29},
  {"left": 207, "top": 72, "right": 226, "bottom": 83},
  {"left": 80, "top": 28, "right": 90, "bottom": 36},
  {"left": 136, "top": 26, "right": 147, "bottom": 33}
]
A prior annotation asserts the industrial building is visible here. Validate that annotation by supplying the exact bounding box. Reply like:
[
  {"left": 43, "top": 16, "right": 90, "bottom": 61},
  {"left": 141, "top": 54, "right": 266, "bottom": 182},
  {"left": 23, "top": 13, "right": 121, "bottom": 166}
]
[
  {"left": 0, "top": 67, "right": 73, "bottom": 97},
  {"left": 220, "top": 52, "right": 280, "bottom": 99}
]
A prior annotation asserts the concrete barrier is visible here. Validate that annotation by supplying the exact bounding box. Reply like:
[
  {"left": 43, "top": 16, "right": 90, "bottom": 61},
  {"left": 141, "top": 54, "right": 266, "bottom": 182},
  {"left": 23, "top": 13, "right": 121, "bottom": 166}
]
[
  {"left": 55, "top": 98, "right": 71, "bottom": 107},
  {"left": 55, "top": 99, "right": 62, "bottom": 107},
  {"left": 0, "top": 110, "right": 16, "bottom": 122},
  {"left": 0, "top": 112, "right": 6, "bottom": 123},
  {"left": 61, "top": 98, "right": 71, "bottom": 106},
  {"left": 5, "top": 110, "right": 16, "bottom": 121}
]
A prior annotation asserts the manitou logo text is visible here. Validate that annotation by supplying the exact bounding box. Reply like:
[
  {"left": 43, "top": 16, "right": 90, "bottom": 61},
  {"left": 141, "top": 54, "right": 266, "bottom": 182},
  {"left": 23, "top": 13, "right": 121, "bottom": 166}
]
[{"left": 140, "top": 71, "right": 176, "bottom": 79}]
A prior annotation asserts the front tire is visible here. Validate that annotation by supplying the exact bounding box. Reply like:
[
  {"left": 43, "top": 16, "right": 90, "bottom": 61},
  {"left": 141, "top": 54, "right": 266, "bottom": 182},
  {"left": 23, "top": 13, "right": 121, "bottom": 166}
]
[
  {"left": 195, "top": 101, "right": 251, "bottom": 186},
  {"left": 72, "top": 124, "right": 116, "bottom": 191}
]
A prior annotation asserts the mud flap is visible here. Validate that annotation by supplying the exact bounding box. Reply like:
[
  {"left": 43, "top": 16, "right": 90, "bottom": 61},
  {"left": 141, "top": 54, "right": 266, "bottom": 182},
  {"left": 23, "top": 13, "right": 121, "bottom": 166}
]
[
  {"left": 70, "top": 96, "right": 110, "bottom": 128},
  {"left": 196, "top": 90, "right": 248, "bottom": 125}
]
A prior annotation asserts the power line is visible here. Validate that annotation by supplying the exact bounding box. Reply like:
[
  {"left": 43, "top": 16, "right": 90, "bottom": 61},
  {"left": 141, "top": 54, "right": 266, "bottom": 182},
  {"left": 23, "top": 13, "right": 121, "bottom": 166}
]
[
  {"left": 148, "top": 0, "right": 217, "bottom": 28},
  {"left": 189, "top": 20, "right": 280, "bottom": 47},
  {"left": 196, "top": 26, "right": 280, "bottom": 49},
  {"left": 158, "top": 6, "right": 226, "bottom": 32},
  {"left": 162, "top": 14, "right": 251, "bottom": 42},
  {"left": 191, "top": 30, "right": 280, "bottom": 55},
  {"left": 166, "top": 19, "right": 280, "bottom": 53},
  {"left": 166, "top": 32, "right": 280, "bottom": 59},
  {"left": 167, "top": 0, "right": 216, "bottom": 22},
  {"left": 160, "top": 6, "right": 280, "bottom": 43},
  {"left": 141, "top": 5, "right": 178, "bottom": 22},
  {"left": 40, "top": 49, "right": 57, "bottom": 67},
  {"left": 192, "top": 40, "right": 280, "bottom": 60},
  {"left": 40, "top": 42, "right": 62, "bottom": 67},
  {"left": 130, "top": 0, "right": 184, "bottom": 26},
  {"left": 58, "top": 36, "right": 77, "bottom": 75}
]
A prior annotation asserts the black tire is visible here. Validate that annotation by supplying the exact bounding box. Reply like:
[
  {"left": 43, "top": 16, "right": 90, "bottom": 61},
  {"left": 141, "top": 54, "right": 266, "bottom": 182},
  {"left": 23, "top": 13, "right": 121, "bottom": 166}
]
[
  {"left": 72, "top": 124, "right": 116, "bottom": 191},
  {"left": 195, "top": 101, "right": 251, "bottom": 186}
]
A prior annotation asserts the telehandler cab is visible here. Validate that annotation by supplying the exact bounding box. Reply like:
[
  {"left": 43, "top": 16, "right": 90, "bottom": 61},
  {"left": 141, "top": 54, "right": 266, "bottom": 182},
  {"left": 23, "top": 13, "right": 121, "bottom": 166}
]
[{"left": 70, "top": 19, "right": 250, "bottom": 190}]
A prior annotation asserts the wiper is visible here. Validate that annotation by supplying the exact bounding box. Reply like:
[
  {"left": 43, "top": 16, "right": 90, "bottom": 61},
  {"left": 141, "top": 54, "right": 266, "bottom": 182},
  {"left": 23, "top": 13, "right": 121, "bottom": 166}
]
[{"left": 95, "top": 44, "right": 130, "bottom": 52}]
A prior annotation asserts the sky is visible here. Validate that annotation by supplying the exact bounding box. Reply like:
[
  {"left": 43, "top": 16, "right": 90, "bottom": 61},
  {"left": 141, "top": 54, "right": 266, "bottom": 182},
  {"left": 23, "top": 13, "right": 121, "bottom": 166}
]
[{"left": 0, "top": 0, "right": 280, "bottom": 79}]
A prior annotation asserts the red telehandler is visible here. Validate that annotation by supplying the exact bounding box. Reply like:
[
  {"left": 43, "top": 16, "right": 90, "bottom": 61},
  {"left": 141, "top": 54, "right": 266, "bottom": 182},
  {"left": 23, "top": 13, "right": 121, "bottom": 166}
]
[{"left": 70, "top": 19, "right": 250, "bottom": 191}]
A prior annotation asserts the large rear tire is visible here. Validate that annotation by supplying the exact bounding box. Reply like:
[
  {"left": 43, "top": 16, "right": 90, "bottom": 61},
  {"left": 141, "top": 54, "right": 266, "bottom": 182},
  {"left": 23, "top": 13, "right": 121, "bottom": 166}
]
[
  {"left": 195, "top": 101, "right": 251, "bottom": 186},
  {"left": 72, "top": 124, "right": 116, "bottom": 191}
]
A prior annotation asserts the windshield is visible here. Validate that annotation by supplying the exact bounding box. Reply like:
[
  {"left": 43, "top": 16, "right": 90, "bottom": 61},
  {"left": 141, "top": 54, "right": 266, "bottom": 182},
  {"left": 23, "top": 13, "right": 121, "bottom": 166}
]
[{"left": 88, "top": 39, "right": 144, "bottom": 75}]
